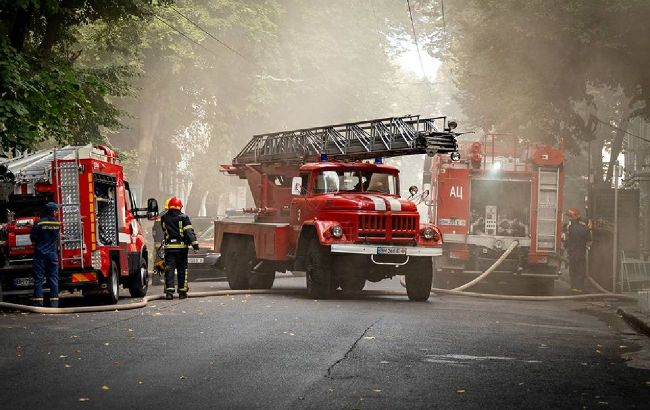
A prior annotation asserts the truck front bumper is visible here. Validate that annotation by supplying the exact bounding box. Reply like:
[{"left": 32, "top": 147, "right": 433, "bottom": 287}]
[{"left": 330, "top": 244, "right": 442, "bottom": 257}]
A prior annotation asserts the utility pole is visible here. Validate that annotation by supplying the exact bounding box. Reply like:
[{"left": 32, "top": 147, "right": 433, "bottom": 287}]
[{"left": 612, "top": 162, "right": 619, "bottom": 292}]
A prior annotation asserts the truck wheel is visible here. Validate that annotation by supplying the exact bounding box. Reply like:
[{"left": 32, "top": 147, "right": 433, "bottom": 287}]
[
  {"left": 129, "top": 258, "right": 149, "bottom": 298},
  {"left": 405, "top": 257, "right": 433, "bottom": 302},
  {"left": 225, "top": 236, "right": 253, "bottom": 290},
  {"left": 305, "top": 238, "right": 332, "bottom": 299},
  {"left": 103, "top": 261, "right": 120, "bottom": 305},
  {"left": 250, "top": 272, "right": 275, "bottom": 289}
]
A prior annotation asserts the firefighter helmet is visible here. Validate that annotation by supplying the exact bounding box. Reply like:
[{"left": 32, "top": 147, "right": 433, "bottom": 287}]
[
  {"left": 168, "top": 197, "right": 183, "bottom": 210},
  {"left": 164, "top": 197, "right": 174, "bottom": 210},
  {"left": 567, "top": 207, "right": 580, "bottom": 219}
]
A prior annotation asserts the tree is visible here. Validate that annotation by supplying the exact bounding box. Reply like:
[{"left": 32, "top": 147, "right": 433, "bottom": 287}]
[
  {"left": 0, "top": 0, "right": 168, "bottom": 155},
  {"left": 422, "top": 0, "right": 650, "bottom": 181}
]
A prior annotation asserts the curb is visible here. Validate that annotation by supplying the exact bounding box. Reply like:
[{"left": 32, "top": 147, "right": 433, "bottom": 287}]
[{"left": 617, "top": 307, "right": 650, "bottom": 338}]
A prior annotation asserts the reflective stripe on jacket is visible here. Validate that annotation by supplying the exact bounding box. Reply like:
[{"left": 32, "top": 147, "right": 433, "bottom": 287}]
[{"left": 161, "top": 209, "right": 199, "bottom": 250}]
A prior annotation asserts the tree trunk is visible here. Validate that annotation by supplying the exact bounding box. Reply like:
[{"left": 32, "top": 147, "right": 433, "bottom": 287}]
[
  {"left": 38, "top": 12, "right": 65, "bottom": 55},
  {"left": 605, "top": 117, "right": 629, "bottom": 184},
  {"left": 8, "top": 5, "right": 33, "bottom": 52}
]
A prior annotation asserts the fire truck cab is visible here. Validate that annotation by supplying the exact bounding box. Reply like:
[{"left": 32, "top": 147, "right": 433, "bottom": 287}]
[
  {"left": 427, "top": 134, "right": 564, "bottom": 293},
  {"left": 0, "top": 145, "right": 159, "bottom": 304}
]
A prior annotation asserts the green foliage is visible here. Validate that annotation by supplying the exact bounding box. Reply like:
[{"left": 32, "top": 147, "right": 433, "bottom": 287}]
[
  {"left": 0, "top": 39, "right": 133, "bottom": 153},
  {"left": 0, "top": 0, "right": 168, "bottom": 155},
  {"left": 428, "top": 0, "right": 650, "bottom": 149}
]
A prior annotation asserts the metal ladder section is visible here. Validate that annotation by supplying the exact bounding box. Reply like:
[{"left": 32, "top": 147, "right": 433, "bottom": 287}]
[
  {"left": 54, "top": 149, "right": 85, "bottom": 267},
  {"left": 536, "top": 167, "right": 560, "bottom": 252},
  {"left": 233, "top": 115, "right": 458, "bottom": 165}
]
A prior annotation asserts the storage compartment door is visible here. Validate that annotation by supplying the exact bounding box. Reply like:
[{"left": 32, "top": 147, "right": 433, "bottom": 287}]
[{"left": 536, "top": 168, "right": 560, "bottom": 252}]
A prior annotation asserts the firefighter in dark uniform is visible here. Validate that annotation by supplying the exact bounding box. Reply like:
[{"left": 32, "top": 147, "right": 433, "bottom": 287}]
[
  {"left": 30, "top": 202, "right": 61, "bottom": 307},
  {"left": 161, "top": 196, "right": 199, "bottom": 300},
  {"left": 563, "top": 207, "right": 591, "bottom": 292}
]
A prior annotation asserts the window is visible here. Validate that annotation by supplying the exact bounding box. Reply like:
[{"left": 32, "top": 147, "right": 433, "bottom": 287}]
[{"left": 313, "top": 170, "right": 398, "bottom": 195}]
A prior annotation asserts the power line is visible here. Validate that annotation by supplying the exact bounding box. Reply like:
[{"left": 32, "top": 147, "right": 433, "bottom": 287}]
[
  {"left": 170, "top": 5, "right": 252, "bottom": 64},
  {"left": 597, "top": 118, "right": 650, "bottom": 144},
  {"left": 406, "top": 0, "right": 428, "bottom": 82},
  {"left": 154, "top": 15, "right": 219, "bottom": 57}
]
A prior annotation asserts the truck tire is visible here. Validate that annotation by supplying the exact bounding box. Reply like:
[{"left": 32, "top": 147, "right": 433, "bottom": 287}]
[
  {"left": 405, "top": 257, "right": 433, "bottom": 302},
  {"left": 305, "top": 238, "right": 332, "bottom": 299},
  {"left": 224, "top": 236, "right": 253, "bottom": 290},
  {"left": 250, "top": 272, "right": 275, "bottom": 289},
  {"left": 104, "top": 261, "right": 120, "bottom": 305},
  {"left": 129, "top": 258, "right": 149, "bottom": 298}
]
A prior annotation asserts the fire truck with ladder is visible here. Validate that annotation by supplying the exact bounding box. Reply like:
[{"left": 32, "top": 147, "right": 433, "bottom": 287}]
[
  {"left": 422, "top": 134, "right": 564, "bottom": 293},
  {"left": 215, "top": 115, "right": 459, "bottom": 301},
  {"left": 0, "top": 145, "right": 159, "bottom": 304}
]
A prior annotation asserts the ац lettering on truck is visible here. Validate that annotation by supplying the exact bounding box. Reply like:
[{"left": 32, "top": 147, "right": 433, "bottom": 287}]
[
  {"left": 213, "top": 116, "right": 460, "bottom": 301},
  {"left": 0, "top": 146, "right": 159, "bottom": 304},
  {"left": 425, "top": 134, "right": 564, "bottom": 294}
]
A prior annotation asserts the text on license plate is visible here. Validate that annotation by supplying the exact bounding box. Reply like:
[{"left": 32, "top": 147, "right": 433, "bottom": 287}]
[
  {"left": 376, "top": 247, "right": 407, "bottom": 255},
  {"left": 188, "top": 258, "right": 204, "bottom": 264},
  {"left": 14, "top": 277, "right": 34, "bottom": 287}
]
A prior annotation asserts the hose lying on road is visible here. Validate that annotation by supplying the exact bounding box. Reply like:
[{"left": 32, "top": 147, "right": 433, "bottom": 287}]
[
  {"left": 0, "top": 289, "right": 304, "bottom": 315},
  {"left": 400, "top": 240, "right": 635, "bottom": 301},
  {"left": 0, "top": 241, "right": 633, "bottom": 314}
]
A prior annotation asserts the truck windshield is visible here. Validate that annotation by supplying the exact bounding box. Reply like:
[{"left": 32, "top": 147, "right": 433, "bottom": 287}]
[{"left": 313, "top": 171, "right": 397, "bottom": 195}]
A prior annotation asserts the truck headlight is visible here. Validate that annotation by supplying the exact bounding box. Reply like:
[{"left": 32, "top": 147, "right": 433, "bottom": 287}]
[
  {"left": 331, "top": 225, "right": 343, "bottom": 238},
  {"left": 422, "top": 227, "right": 435, "bottom": 240}
]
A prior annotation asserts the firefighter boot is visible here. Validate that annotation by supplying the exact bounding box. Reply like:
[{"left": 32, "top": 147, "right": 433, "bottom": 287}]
[
  {"left": 165, "top": 288, "right": 175, "bottom": 300},
  {"left": 179, "top": 291, "right": 188, "bottom": 299}
]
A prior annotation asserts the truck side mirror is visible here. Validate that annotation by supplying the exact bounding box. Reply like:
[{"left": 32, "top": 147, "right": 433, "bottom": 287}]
[
  {"left": 291, "top": 177, "right": 303, "bottom": 196},
  {"left": 146, "top": 198, "right": 159, "bottom": 220}
]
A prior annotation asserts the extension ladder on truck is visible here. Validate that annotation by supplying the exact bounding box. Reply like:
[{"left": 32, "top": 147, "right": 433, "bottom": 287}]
[{"left": 233, "top": 115, "right": 459, "bottom": 166}]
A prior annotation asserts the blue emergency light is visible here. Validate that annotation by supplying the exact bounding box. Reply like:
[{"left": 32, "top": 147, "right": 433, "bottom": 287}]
[
  {"left": 320, "top": 152, "right": 328, "bottom": 162},
  {"left": 374, "top": 157, "right": 383, "bottom": 164}
]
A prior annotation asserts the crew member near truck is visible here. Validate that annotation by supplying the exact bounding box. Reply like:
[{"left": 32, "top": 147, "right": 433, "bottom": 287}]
[
  {"left": 30, "top": 202, "right": 61, "bottom": 307},
  {"left": 161, "top": 197, "right": 199, "bottom": 300},
  {"left": 563, "top": 207, "right": 591, "bottom": 292}
]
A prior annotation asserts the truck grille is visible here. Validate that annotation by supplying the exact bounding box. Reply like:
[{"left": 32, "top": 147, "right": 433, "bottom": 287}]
[
  {"left": 358, "top": 214, "right": 386, "bottom": 237},
  {"left": 358, "top": 214, "right": 418, "bottom": 239},
  {"left": 391, "top": 215, "right": 418, "bottom": 237}
]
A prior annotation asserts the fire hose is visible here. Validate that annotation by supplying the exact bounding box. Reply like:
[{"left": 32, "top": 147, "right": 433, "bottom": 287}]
[
  {"left": 0, "top": 241, "right": 633, "bottom": 314},
  {"left": 399, "top": 240, "right": 635, "bottom": 301}
]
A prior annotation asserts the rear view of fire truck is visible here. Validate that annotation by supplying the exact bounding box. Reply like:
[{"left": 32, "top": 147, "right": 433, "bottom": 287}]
[
  {"left": 0, "top": 146, "right": 159, "bottom": 304},
  {"left": 426, "top": 134, "right": 564, "bottom": 293},
  {"left": 215, "top": 115, "right": 459, "bottom": 301}
]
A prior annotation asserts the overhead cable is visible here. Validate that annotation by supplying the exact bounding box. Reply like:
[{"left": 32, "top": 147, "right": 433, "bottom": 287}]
[
  {"left": 154, "top": 15, "right": 219, "bottom": 57},
  {"left": 170, "top": 5, "right": 253, "bottom": 64}
]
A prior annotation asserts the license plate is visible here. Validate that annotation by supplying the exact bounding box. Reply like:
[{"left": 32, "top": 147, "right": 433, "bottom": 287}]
[
  {"left": 188, "top": 258, "right": 204, "bottom": 264},
  {"left": 14, "top": 277, "right": 34, "bottom": 287},
  {"left": 377, "top": 247, "right": 407, "bottom": 255}
]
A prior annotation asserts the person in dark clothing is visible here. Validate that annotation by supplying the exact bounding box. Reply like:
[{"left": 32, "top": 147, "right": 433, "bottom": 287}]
[
  {"left": 563, "top": 207, "right": 591, "bottom": 292},
  {"left": 161, "top": 196, "right": 199, "bottom": 300},
  {"left": 30, "top": 202, "right": 61, "bottom": 307}
]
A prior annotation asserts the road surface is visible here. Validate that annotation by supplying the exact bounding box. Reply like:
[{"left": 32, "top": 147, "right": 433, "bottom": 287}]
[{"left": 1, "top": 276, "right": 649, "bottom": 409}]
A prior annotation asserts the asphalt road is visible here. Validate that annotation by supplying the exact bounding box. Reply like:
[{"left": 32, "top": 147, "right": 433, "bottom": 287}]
[{"left": 1, "top": 276, "right": 650, "bottom": 409}]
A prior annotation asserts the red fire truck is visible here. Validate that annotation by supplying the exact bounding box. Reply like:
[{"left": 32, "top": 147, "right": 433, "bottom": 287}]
[
  {"left": 0, "top": 145, "right": 159, "bottom": 304},
  {"left": 424, "top": 134, "right": 564, "bottom": 293},
  {"left": 214, "top": 116, "right": 459, "bottom": 301}
]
